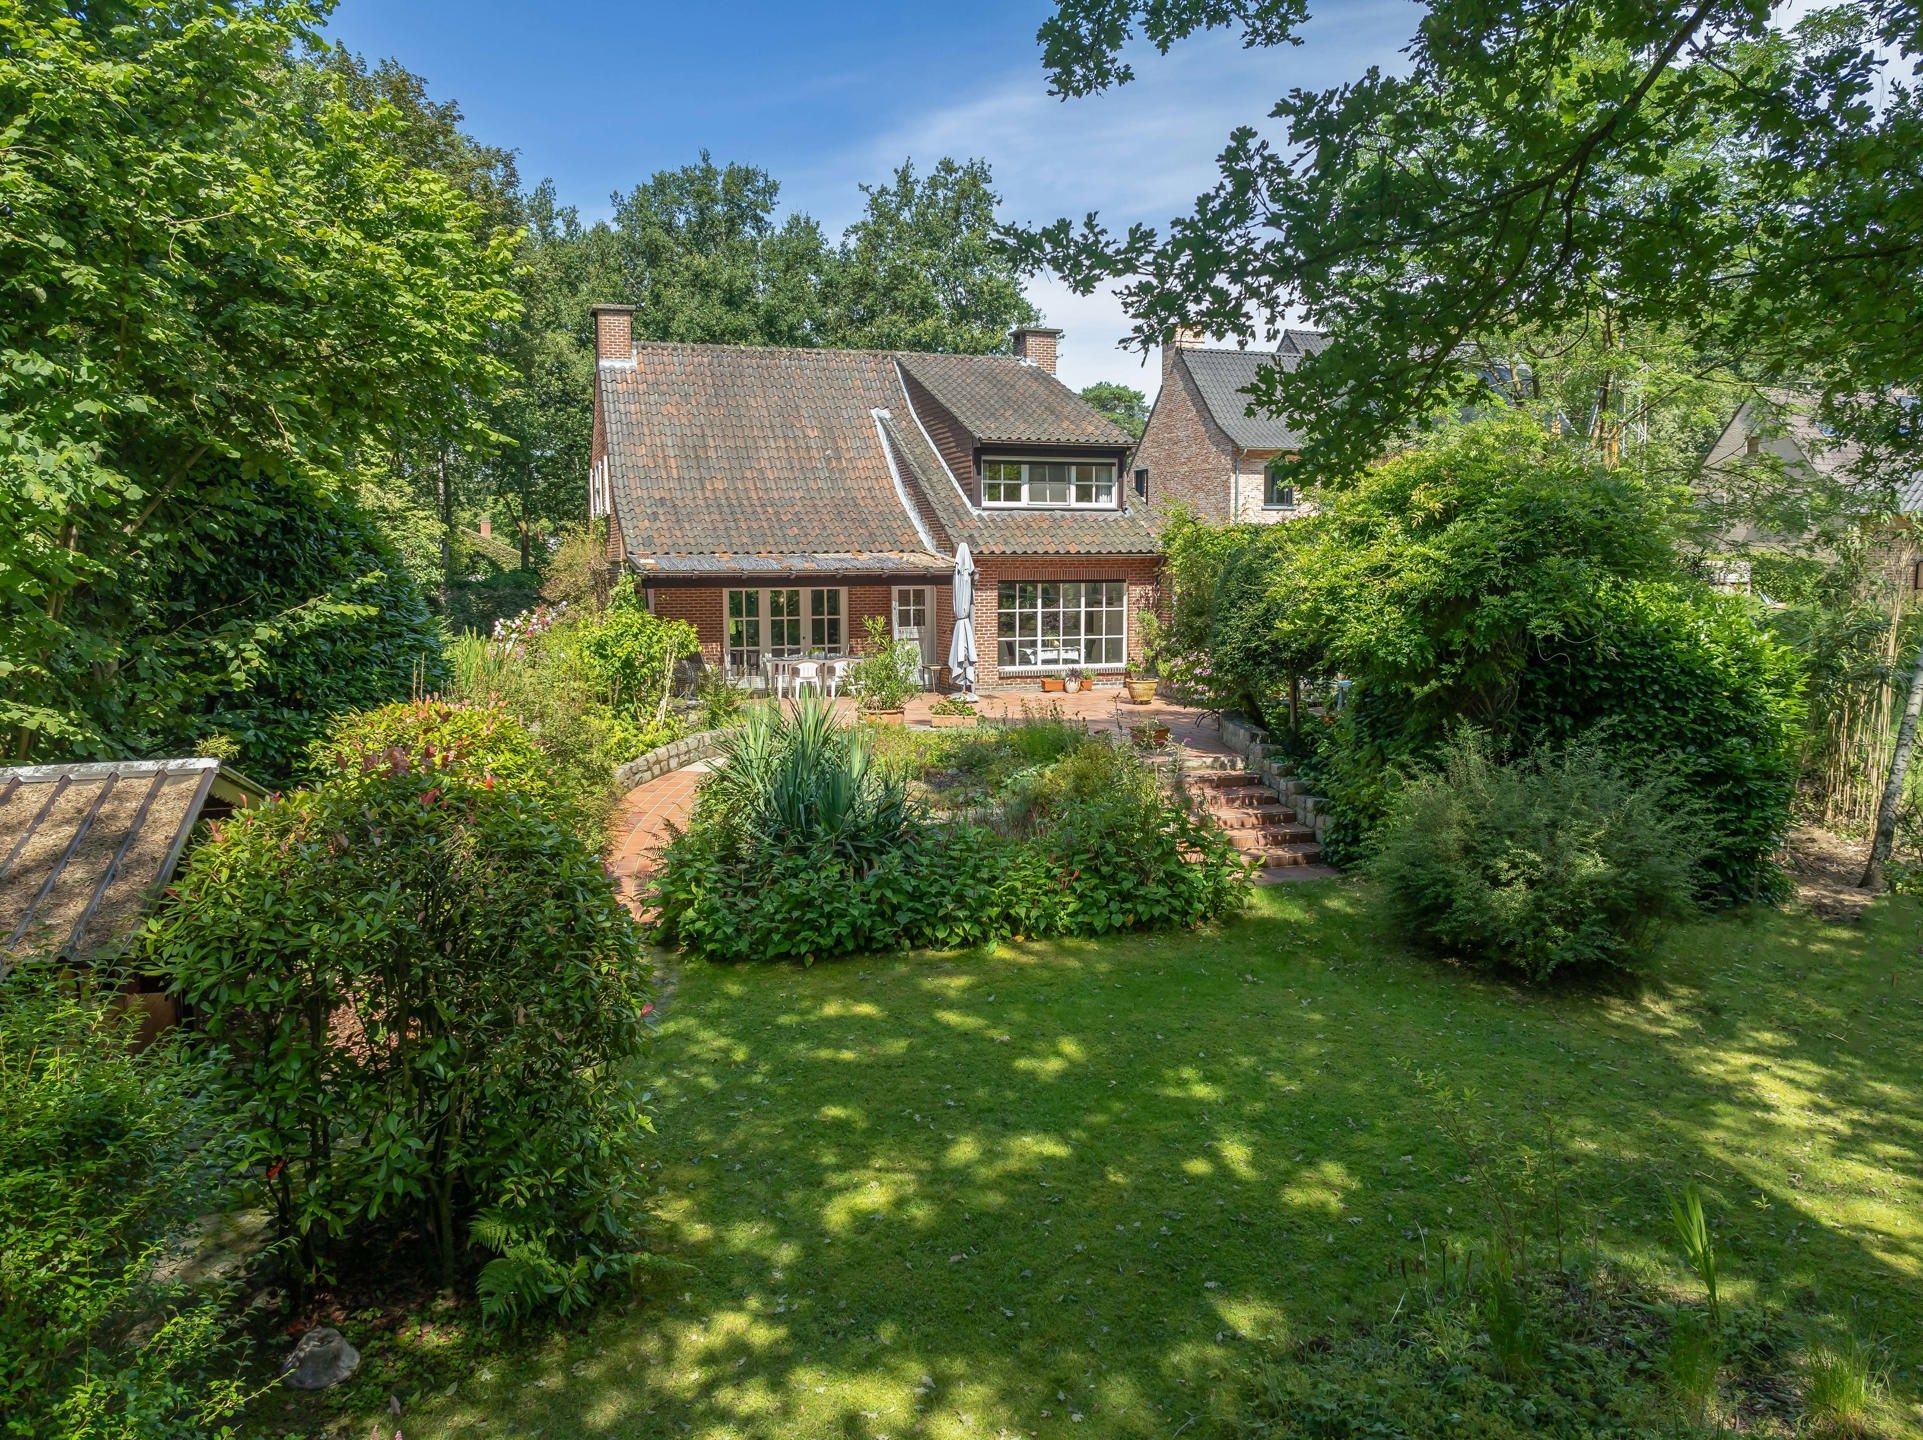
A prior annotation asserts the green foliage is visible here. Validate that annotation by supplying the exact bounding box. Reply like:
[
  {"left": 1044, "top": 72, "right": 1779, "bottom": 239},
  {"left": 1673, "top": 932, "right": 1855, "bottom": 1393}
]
[
  {"left": 694, "top": 668, "right": 750, "bottom": 731},
  {"left": 1, "top": 0, "right": 515, "bottom": 762},
  {"left": 310, "top": 697, "right": 604, "bottom": 839},
  {"left": 1078, "top": 381, "right": 1149, "bottom": 438},
  {"left": 1369, "top": 730, "right": 1703, "bottom": 981},
  {"left": 652, "top": 708, "right": 1247, "bottom": 963},
  {"left": 576, "top": 577, "right": 701, "bottom": 724},
  {"left": 832, "top": 157, "right": 1041, "bottom": 352},
  {"left": 1173, "top": 419, "right": 1802, "bottom": 896},
  {"left": 0, "top": 970, "right": 251, "bottom": 1438},
  {"left": 697, "top": 696, "right": 915, "bottom": 865},
  {"left": 1802, "top": 1336, "right": 1885, "bottom": 1436},
  {"left": 149, "top": 760, "right": 651, "bottom": 1315},
  {"left": 1669, "top": 1184, "right": 1722, "bottom": 1333},
  {"left": 1026, "top": 0, "right": 1923, "bottom": 493},
  {"left": 1237, "top": 1264, "right": 1770, "bottom": 1440},
  {"left": 849, "top": 613, "right": 924, "bottom": 712}
]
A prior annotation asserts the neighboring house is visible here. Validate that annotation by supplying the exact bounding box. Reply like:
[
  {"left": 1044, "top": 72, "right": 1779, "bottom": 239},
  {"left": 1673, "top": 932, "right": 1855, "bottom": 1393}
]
[
  {"left": 1131, "top": 328, "right": 1327, "bottom": 525},
  {"left": 1701, "top": 389, "right": 1923, "bottom": 594},
  {"left": 587, "top": 307, "right": 1157, "bottom": 687}
]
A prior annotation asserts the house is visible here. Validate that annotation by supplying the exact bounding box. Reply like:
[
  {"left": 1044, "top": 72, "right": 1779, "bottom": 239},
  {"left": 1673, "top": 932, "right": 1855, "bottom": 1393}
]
[
  {"left": 1129, "top": 328, "right": 1328, "bottom": 525},
  {"left": 586, "top": 306, "right": 1158, "bottom": 687},
  {"left": 1700, "top": 389, "right": 1923, "bottom": 594}
]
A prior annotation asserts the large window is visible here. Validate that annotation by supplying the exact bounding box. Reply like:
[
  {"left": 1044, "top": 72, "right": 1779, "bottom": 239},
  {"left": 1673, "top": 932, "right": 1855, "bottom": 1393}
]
[
  {"left": 982, "top": 458, "right": 1117, "bottom": 508},
  {"left": 725, "top": 587, "right": 845, "bottom": 671},
  {"left": 997, "top": 580, "right": 1127, "bottom": 670}
]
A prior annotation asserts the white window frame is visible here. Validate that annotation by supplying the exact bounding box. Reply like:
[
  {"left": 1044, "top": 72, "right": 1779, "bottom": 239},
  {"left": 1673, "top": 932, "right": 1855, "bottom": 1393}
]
[
  {"left": 724, "top": 586, "right": 847, "bottom": 674},
  {"left": 995, "top": 580, "right": 1129, "bottom": 673},
  {"left": 980, "top": 457, "right": 1119, "bottom": 509},
  {"left": 892, "top": 585, "right": 934, "bottom": 666}
]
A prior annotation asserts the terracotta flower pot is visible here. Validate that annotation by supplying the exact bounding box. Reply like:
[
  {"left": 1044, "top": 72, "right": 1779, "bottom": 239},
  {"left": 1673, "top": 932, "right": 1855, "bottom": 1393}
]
[
  {"left": 863, "top": 708, "right": 906, "bottom": 725},
  {"left": 928, "top": 713, "right": 978, "bottom": 728},
  {"left": 1124, "top": 678, "right": 1159, "bottom": 703},
  {"left": 1041, "top": 676, "right": 1066, "bottom": 693}
]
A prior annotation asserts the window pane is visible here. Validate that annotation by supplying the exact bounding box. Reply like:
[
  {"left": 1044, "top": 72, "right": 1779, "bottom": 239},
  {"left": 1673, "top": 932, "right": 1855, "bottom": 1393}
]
[{"left": 1104, "top": 582, "right": 1126, "bottom": 607}]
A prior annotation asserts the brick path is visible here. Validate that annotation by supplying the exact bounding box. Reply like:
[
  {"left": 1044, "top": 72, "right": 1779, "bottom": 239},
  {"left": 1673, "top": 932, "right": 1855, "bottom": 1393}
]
[{"left": 606, "top": 762, "right": 709, "bottom": 915}]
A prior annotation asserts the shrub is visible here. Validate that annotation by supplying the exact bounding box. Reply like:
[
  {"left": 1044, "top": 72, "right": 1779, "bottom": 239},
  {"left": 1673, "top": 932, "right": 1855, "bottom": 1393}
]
[
  {"left": 697, "top": 695, "right": 915, "bottom": 863},
  {"left": 651, "top": 711, "right": 1248, "bottom": 963},
  {"left": 1369, "top": 730, "right": 1703, "bottom": 981},
  {"left": 148, "top": 758, "right": 651, "bottom": 1321},
  {"left": 0, "top": 970, "right": 250, "bottom": 1437},
  {"left": 576, "top": 575, "right": 700, "bottom": 725},
  {"left": 849, "top": 613, "right": 922, "bottom": 712}
]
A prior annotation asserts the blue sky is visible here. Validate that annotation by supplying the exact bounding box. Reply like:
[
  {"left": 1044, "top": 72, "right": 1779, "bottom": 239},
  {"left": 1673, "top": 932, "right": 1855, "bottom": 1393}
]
[{"left": 321, "top": 0, "right": 1414, "bottom": 393}]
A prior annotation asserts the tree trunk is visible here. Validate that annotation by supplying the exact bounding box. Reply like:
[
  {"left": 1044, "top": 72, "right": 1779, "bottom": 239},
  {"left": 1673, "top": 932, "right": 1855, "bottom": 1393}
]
[
  {"left": 1288, "top": 674, "right": 1301, "bottom": 732},
  {"left": 437, "top": 444, "right": 454, "bottom": 614},
  {"left": 1861, "top": 630, "right": 1923, "bottom": 889}
]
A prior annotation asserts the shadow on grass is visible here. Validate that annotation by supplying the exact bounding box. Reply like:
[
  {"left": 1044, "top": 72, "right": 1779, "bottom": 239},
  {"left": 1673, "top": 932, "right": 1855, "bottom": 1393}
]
[{"left": 369, "top": 882, "right": 1923, "bottom": 1439}]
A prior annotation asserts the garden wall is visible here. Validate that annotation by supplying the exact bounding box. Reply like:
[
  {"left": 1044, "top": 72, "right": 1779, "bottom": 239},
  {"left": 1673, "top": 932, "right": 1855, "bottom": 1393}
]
[{"left": 613, "top": 727, "right": 732, "bottom": 791}]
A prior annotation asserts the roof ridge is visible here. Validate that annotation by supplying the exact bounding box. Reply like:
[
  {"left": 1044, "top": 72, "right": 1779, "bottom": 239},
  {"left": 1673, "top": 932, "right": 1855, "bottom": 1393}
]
[{"left": 626, "top": 338, "right": 1025, "bottom": 363}]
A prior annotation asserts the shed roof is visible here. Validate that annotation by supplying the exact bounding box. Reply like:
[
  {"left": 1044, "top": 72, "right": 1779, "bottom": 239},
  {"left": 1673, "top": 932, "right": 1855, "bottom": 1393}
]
[{"left": 1, "top": 759, "right": 260, "bottom": 966}]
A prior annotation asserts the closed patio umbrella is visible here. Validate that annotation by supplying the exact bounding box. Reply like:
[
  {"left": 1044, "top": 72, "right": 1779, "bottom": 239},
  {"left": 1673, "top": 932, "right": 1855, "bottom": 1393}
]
[{"left": 947, "top": 542, "right": 978, "bottom": 700}]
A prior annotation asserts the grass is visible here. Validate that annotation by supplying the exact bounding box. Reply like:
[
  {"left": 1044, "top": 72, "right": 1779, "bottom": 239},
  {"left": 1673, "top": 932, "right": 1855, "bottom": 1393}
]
[{"left": 280, "top": 882, "right": 1923, "bottom": 1439}]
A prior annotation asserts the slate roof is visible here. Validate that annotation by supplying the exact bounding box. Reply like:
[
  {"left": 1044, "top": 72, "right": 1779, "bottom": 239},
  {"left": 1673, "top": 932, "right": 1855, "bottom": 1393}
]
[
  {"left": 1757, "top": 389, "right": 1923, "bottom": 514},
  {"left": 896, "top": 352, "right": 1136, "bottom": 447},
  {"left": 1, "top": 759, "right": 261, "bottom": 966},
  {"left": 1177, "top": 347, "right": 1307, "bottom": 452},
  {"left": 599, "top": 342, "right": 1157, "bottom": 570},
  {"left": 1276, "top": 328, "right": 1329, "bottom": 357}
]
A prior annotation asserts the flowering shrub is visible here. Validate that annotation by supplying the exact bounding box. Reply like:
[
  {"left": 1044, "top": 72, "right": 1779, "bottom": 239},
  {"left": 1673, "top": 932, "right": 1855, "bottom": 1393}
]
[
  {"left": 491, "top": 600, "right": 569, "bottom": 655},
  {"left": 1155, "top": 646, "right": 1229, "bottom": 706}
]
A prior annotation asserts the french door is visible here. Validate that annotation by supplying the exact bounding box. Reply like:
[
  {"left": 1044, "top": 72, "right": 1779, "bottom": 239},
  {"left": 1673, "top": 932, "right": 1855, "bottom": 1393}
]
[{"left": 893, "top": 586, "right": 934, "bottom": 665}]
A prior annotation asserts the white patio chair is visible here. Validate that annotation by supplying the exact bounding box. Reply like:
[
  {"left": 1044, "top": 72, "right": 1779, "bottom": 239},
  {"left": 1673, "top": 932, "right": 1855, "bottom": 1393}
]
[{"left": 792, "top": 660, "right": 821, "bottom": 697}]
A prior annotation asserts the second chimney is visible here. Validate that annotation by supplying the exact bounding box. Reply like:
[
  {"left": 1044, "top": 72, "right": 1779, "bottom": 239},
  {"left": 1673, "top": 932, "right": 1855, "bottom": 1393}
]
[
  {"left": 591, "top": 304, "right": 635, "bottom": 363},
  {"left": 1162, "top": 325, "right": 1208, "bottom": 378},
  {"left": 1011, "top": 325, "right": 1063, "bottom": 375}
]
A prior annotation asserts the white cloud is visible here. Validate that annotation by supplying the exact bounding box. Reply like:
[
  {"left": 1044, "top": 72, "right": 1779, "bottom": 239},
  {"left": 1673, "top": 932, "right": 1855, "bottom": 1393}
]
[{"left": 794, "top": 2, "right": 1413, "bottom": 396}]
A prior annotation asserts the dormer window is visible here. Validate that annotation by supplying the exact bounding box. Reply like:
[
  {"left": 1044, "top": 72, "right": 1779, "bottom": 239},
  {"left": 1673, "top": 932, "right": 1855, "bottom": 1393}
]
[{"left": 982, "top": 458, "right": 1117, "bottom": 508}]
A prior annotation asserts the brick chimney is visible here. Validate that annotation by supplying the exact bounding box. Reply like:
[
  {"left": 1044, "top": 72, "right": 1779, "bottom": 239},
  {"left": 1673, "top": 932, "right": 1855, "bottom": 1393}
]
[
  {"left": 591, "top": 304, "right": 634, "bottom": 363},
  {"left": 1162, "top": 325, "right": 1208, "bottom": 379},
  {"left": 1011, "top": 326, "right": 1063, "bottom": 375}
]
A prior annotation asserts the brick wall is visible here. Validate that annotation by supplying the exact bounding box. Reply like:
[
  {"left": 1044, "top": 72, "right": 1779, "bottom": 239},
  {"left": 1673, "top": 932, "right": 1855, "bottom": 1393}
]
[
  {"left": 972, "top": 555, "right": 1161, "bottom": 689},
  {"left": 591, "top": 305, "right": 633, "bottom": 362},
  {"left": 1133, "top": 353, "right": 1236, "bottom": 522},
  {"left": 647, "top": 567, "right": 1161, "bottom": 692},
  {"left": 1011, "top": 327, "right": 1062, "bottom": 375}
]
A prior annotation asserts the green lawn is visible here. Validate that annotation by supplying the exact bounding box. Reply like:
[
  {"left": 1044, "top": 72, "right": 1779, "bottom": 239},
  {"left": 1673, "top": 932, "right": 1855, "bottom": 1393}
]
[{"left": 325, "top": 882, "right": 1923, "bottom": 1438}]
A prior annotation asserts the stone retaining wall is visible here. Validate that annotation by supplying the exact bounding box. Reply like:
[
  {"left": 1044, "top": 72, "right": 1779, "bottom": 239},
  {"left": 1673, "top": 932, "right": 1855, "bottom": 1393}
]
[{"left": 613, "top": 728, "right": 732, "bottom": 792}]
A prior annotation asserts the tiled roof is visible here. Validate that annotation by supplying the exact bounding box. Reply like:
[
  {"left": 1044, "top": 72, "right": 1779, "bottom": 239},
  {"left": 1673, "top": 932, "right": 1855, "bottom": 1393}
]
[
  {"left": 1, "top": 759, "right": 259, "bottom": 966},
  {"left": 1276, "top": 328, "right": 1329, "bottom": 357},
  {"left": 602, "top": 344, "right": 942, "bottom": 572},
  {"left": 600, "top": 342, "right": 1158, "bottom": 568},
  {"left": 879, "top": 399, "right": 1159, "bottom": 557},
  {"left": 896, "top": 352, "right": 1136, "bottom": 447},
  {"left": 1759, "top": 388, "right": 1923, "bottom": 514},
  {"left": 1178, "top": 348, "right": 1306, "bottom": 452}
]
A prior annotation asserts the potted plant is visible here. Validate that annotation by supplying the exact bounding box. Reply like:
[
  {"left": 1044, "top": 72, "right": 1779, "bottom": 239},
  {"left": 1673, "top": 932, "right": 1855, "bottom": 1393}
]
[
  {"left": 1064, "top": 666, "right": 1086, "bottom": 694},
  {"left": 928, "top": 696, "right": 979, "bottom": 728},
  {"left": 1130, "top": 720, "right": 1171, "bottom": 749},
  {"left": 1040, "top": 673, "right": 1066, "bottom": 694},
  {"left": 850, "top": 615, "right": 920, "bottom": 722},
  {"left": 1125, "top": 611, "right": 1164, "bottom": 703}
]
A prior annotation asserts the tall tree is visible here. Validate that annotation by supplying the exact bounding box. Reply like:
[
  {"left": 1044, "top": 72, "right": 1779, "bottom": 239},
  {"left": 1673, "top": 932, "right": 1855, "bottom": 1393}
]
[
  {"left": 0, "top": 0, "right": 515, "bottom": 766},
  {"left": 1023, "top": 0, "right": 1922, "bottom": 482},
  {"left": 1079, "top": 381, "right": 1150, "bottom": 437},
  {"left": 830, "top": 158, "right": 1040, "bottom": 352},
  {"left": 609, "top": 154, "right": 838, "bottom": 347}
]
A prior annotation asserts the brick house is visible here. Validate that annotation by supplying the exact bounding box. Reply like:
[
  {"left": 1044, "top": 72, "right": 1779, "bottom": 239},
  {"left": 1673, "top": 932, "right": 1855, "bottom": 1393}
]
[
  {"left": 586, "top": 306, "right": 1157, "bottom": 688},
  {"left": 1130, "top": 328, "right": 1327, "bottom": 525}
]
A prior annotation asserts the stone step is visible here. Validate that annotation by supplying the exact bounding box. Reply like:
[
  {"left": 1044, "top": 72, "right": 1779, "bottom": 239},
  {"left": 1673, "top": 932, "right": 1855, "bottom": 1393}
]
[
  {"left": 1203, "top": 785, "right": 1284, "bottom": 809},
  {"left": 1185, "top": 769, "right": 1265, "bottom": 788},
  {"left": 1224, "top": 822, "right": 1318, "bottom": 848},
  {"left": 1258, "top": 844, "right": 1325, "bottom": 868},
  {"left": 1204, "top": 803, "right": 1298, "bottom": 828}
]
